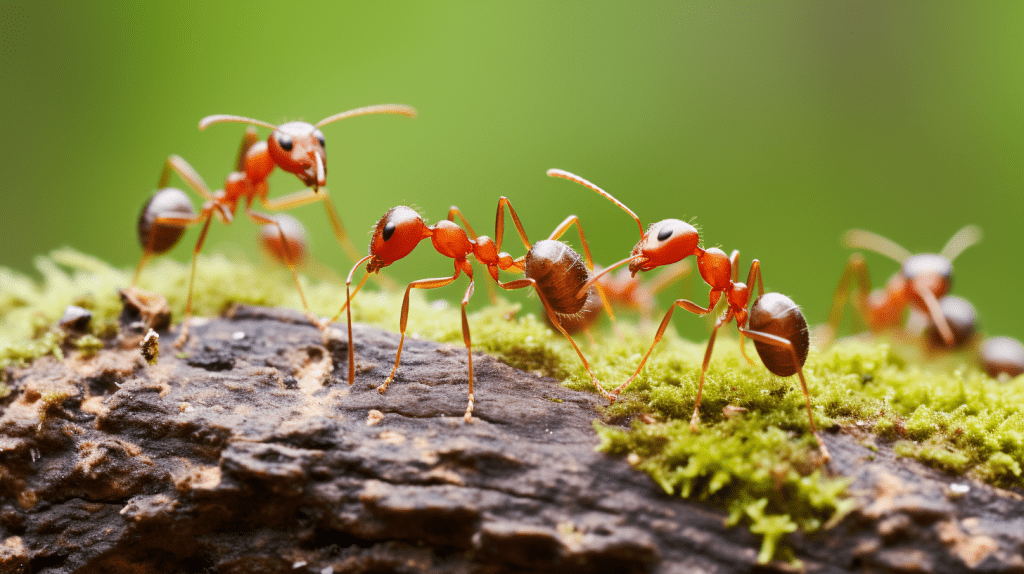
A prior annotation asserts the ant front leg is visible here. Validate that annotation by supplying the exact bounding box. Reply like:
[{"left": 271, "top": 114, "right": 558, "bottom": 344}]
[
  {"left": 381, "top": 273, "right": 461, "bottom": 395},
  {"left": 611, "top": 293, "right": 723, "bottom": 399},
  {"left": 818, "top": 253, "right": 872, "bottom": 348},
  {"left": 737, "top": 327, "right": 830, "bottom": 462}
]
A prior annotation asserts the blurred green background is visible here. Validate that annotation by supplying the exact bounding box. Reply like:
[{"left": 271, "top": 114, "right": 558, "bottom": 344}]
[{"left": 2, "top": 2, "right": 1022, "bottom": 342}]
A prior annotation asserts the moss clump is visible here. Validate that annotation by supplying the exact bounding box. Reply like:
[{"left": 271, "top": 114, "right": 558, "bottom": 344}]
[
  {"left": 598, "top": 416, "right": 854, "bottom": 564},
  {"left": 74, "top": 334, "right": 104, "bottom": 358}
]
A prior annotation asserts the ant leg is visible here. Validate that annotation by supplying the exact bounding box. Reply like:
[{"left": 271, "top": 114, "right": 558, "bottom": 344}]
[
  {"left": 381, "top": 274, "right": 461, "bottom": 394},
  {"left": 690, "top": 311, "right": 733, "bottom": 431},
  {"left": 132, "top": 254, "right": 152, "bottom": 286},
  {"left": 245, "top": 207, "right": 322, "bottom": 327},
  {"left": 737, "top": 327, "right": 831, "bottom": 462},
  {"left": 159, "top": 156, "right": 217, "bottom": 203},
  {"left": 342, "top": 256, "right": 374, "bottom": 385},
  {"left": 332, "top": 269, "right": 371, "bottom": 329},
  {"left": 174, "top": 209, "right": 216, "bottom": 348},
  {"left": 497, "top": 277, "right": 613, "bottom": 400},
  {"left": 636, "top": 260, "right": 693, "bottom": 330},
  {"left": 610, "top": 295, "right": 722, "bottom": 398},
  {"left": 459, "top": 278, "right": 477, "bottom": 422},
  {"left": 818, "top": 254, "right": 871, "bottom": 348},
  {"left": 494, "top": 197, "right": 533, "bottom": 253},
  {"left": 913, "top": 284, "right": 955, "bottom": 346},
  {"left": 260, "top": 188, "right": 362, "bottom": 263},
  {"left": 736, "top": 259, "right": 763, "bottom": 367},
  {"left": 448, "top": 206, "right": 498, "bottom": 304}
]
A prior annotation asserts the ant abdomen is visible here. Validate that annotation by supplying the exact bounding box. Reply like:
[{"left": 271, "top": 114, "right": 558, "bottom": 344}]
[
  {"left": 544, "top": 287, "right": 602, "bottom": 334},
  {"left": 924, "top": 295, "right": 977, "bottom": 350},
  {"left": 748, "top": 292, "right": 810, "bottom": 377},
  {"left": 981, "top": 337, "right": 1024, "bottom": 379},
  {"left": 137, "top": 188, "right": 196, "bottom": 255},
  {"left": 525, "top": 239, "right": 590, "bottom": 316},
  {"left": 259, "top": 214, "right": 309, "bottom": 267}
]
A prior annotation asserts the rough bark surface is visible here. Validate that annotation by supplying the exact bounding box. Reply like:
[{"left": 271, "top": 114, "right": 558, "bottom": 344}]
[{"left": 1, "top": 305, "right": 1023, "bottom": 574}]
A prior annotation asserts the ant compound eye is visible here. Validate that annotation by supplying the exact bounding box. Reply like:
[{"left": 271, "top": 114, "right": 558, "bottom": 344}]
[
  {"left": 382, "top": 221, "right": 396, "bottom": 241},
  {"left": 314, "top": 130, "right": 325, "bottom": 149},
  {"left": 657, "top": 227, "right": 673, "bottom": 242},
  {"left": 277, "top": 134, "right": 293, "bottom": 151}
]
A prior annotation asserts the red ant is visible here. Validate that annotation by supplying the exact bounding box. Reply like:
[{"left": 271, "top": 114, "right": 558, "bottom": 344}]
[
  {"left": 133, "top": 104, "right": 416, "bottom": 346},
  {"left": 547, "top": 169, "right": 829, "bottom": 461},
  {"left": 819, "top": 226, "right": 981, "bottom": 348},
  {"left": 911, "top": 296, "right": 1024, "bottom": 380},
  {"left": 334, "top": 199, "right": 615, "bottom": 421}
]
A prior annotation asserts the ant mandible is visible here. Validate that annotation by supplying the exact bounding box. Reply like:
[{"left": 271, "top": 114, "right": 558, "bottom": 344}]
[
  {"left": 548, "top": 169, "right": 829, "bottom": 461},
  {"left": 818, "top": 225, "right": 981, "bottom": 348},
  {"left": 333, "top": 197, "right": 616, "bottom": 420},
  {"left": 133, "top": 105, "right": 415, "bottom": 346}
]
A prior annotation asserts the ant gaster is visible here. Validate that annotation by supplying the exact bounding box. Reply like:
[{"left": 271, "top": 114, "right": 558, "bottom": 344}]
[
  {"left": 134, "top": 105, "right": 415, "bottom": 346},
  {"left": 548, "top": 169, "right": 829, "bottom": 461},
  {"left": 819, "top": 226, "right": 980, "bottom": 348},
  {"left": 334, "top": 198, "right": 615, "bottom": 420},
  {"left": 546, "top": 262, "right": 692, "bottom": 339}
]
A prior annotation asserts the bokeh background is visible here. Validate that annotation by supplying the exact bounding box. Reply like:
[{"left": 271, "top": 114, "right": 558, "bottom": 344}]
[{"left": 2, "top": 2, "right": 1022, "bottom": 343}]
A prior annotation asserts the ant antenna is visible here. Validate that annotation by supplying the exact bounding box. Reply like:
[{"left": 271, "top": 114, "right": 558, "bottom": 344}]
[
  {"left": 843, "top": 229, "right": 912, "bottom": 263},
  {"left": 576, "top": 254, "right": 644, "bottom": 299},
  {"left": 198, "top": 115, "right": 278, "bottom": 131},
  {"left": 546, "top": 169, "right": 645, "bottom": 239},
  {"left": 940, "top": 225, "right": 981, "bottom": 261},
  {"left": 315, "top": 104, "right": 418, "bottom": 128}
]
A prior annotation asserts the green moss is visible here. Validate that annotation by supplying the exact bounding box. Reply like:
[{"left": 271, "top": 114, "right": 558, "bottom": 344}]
[
  {"left": 74, "top": 334, "right": 104, "bottom": 358},
  {"left": 3, "top": 249, "right": 1024, "bottom": 562}
]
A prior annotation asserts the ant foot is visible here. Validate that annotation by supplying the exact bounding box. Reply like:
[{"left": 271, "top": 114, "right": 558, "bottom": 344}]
[
  {"left": 816, "top": 435, "right": 832, "bottom": 463},
  {"left": 688, "top": 410, "right": 702, "bottom": 432},
  {"left": 308, "top": 313, "right": 328, "bottom": 330},
  {"left": 173, "top": 323, "right": 190, "bottom": 349},
  {"left": 464, "top": 394, "right": 475, "bottom": 423},
  {"left": 377, "top": 379, "right": 392, "bottom": 394}
]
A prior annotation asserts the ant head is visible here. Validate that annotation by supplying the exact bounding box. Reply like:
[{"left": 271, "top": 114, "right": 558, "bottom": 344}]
[
  {"left": 259, "top": 214, "right": 308, "bottom": 267},
  {"left": 628, "top": 219, "right": 700, "bottom": 275},
  {"left": 367, "top": 206, "right": 430, "bottom": 273},
  {"left": 199, "top": 104, "right": 417, "bottom": 192},
  {"left": 902, "top": 253, "right": 953, "bottom": 300},
  {"left": 696, "top": 247, "right": 732, "bottom": 290},
  {"left": 268, "top": 121, "right": 328, "bottom": 190}
]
